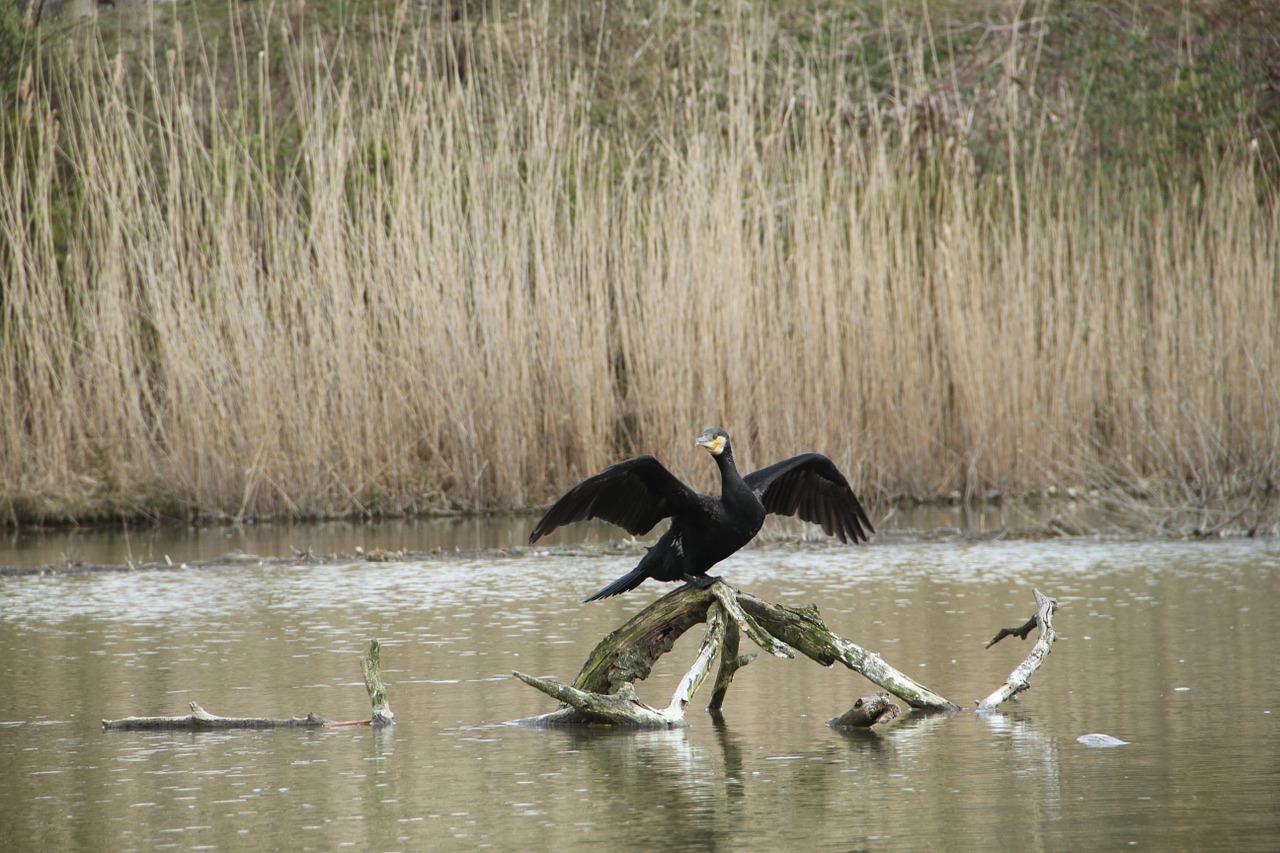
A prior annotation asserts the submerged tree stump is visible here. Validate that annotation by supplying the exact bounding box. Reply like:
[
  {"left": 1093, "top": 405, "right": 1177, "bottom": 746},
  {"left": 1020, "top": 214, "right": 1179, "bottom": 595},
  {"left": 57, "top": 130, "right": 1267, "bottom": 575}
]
[
  {"left": 515, "top": 582, "right": 959, "bottom": 728},
  {"left": 102, "top": 639, "right": 395, "bottom": 731},
  {"left": 828, "top": 692, "right": 901, "bottom": 729}
]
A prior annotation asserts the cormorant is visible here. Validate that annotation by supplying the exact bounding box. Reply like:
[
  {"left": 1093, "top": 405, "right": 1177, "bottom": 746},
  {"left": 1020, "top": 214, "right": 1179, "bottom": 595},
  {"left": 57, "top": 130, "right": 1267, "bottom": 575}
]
[{"left": 529, "top": 426, "right": 874, "bottom": 601}]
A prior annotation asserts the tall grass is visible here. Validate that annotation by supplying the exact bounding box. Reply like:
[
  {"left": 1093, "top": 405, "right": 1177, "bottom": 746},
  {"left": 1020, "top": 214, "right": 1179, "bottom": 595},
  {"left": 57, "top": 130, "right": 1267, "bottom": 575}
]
[{"left": 1, "top": 3, "right": 1277, "bottom": 524}]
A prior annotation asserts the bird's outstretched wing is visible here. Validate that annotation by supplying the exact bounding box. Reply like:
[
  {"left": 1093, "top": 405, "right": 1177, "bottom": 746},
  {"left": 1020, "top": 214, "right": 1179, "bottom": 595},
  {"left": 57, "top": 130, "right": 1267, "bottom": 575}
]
[
  {"left": 743, "top": 453, "right": 874, "bottom": 544},
  {"left": 529, "top": 455, "right": 705, "bottom": 542}
]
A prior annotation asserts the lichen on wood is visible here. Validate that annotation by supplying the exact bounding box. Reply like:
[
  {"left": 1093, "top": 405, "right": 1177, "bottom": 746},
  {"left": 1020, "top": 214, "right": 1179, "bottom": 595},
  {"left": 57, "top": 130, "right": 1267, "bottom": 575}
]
[
  {"left": 515, "top": 581, "right": 959, "bottom": 727},
  {"left": 514, "top": 601, "right": 729, "bottom": 727},
  {"left": 360, "top": 639, "right": 395, "bottom": 727},
  {"left": 734, "top": 593, "right": 957, "bottom": 711}
]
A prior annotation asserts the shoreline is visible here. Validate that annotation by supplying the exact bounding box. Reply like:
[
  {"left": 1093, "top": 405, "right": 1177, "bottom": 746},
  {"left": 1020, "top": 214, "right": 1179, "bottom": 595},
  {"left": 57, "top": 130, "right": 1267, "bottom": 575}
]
[{"left": 4, "top": 517, "right": 1273, "bottom": 578}]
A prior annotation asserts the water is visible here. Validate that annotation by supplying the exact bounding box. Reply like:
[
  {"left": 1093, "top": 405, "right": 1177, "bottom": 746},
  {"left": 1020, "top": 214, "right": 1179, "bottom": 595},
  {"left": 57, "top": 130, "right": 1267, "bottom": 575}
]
[
  {"left": 2, "top": 534, "right": 1278, "bottom": 851},
  {"left": 0, "top": 500, "right": 1094, "bottom": 569}
]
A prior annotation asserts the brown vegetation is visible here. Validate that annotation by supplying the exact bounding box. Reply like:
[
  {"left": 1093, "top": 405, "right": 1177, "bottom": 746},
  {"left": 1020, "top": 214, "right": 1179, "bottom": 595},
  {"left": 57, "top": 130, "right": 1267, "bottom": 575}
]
[{"left": 1, "top": 2, "right": 1277, "bottom": 525}]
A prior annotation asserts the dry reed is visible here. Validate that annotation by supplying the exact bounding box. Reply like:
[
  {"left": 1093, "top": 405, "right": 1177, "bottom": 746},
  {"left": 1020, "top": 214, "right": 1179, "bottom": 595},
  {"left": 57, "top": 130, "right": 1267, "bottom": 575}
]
[{"left": 1, "top": 4, "right": 1276, "bottom": 524}]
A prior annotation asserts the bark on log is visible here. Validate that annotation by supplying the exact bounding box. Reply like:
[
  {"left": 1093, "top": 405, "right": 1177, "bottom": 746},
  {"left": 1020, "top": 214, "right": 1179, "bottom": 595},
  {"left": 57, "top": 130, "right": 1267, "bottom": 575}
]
[
  {"left": 734, "top": 592, "right": 956, "bottom": 711},
  {"left": 708, "top": 617, "right": 756, "bottom": 712},
  {"left": 514, "top": 602, "right": 728, "bottom": 727},
  {"left": 102, "top": 701, "right": 327, "bottom": 731},
  {"left": 515, "top": 581, "right": 958, "bottom": 727},
  {"left": 977, "top": 589, "right": 1059, "bottom": 711},
  {"left": 102, "top": 639, "right": 394, "bottom": 730},
  {"left": 359, "top": 639, "right": 395, "bottom": 727},
  {"left": 569, "top": 583, "right": 789, "bottom": 697}
]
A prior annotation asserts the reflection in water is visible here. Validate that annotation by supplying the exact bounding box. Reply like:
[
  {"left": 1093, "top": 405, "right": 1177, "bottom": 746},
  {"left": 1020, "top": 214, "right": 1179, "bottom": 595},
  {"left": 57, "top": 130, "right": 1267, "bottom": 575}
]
[
  {"left": 0, "top": 538, "right": 1278, "bottom": 850},
  {"left": 980, "top": 711, "right": 1062, "bottom": 827}
]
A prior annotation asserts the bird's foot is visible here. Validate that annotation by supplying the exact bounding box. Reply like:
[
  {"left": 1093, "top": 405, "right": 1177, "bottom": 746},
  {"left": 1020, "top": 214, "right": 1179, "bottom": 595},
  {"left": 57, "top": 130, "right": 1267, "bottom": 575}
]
[{"left": 682, "top": 573, "right": 722, "bottom": 590}]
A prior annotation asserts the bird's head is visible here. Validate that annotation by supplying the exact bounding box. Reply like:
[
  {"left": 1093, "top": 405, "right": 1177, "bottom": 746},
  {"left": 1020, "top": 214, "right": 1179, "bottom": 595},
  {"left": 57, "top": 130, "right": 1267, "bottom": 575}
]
[{"left": 695, "top": 426, "right": 730, "bottom": 457}]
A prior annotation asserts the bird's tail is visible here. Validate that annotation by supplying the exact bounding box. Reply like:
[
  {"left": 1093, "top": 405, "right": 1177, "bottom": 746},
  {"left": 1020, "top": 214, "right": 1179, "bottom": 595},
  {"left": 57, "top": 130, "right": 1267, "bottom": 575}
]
[{"left": 584, "top": 565, "right": 650, "bottom": 602}]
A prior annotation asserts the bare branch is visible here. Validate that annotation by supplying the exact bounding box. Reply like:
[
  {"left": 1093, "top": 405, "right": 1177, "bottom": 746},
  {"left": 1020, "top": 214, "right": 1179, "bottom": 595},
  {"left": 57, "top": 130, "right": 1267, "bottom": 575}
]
[
  {"left": 977, "top": 589, "right": 1059, "bottom": 711},
  {"left": 985, "top": 614, "right": 1040, "bottom": 648}
]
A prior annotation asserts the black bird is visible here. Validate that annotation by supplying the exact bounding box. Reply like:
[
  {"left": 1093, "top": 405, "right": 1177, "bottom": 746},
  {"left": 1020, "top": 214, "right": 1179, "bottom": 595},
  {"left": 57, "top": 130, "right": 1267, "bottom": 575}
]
[{"left": 529, "top": 426, "right": 874, "bottom": 601}]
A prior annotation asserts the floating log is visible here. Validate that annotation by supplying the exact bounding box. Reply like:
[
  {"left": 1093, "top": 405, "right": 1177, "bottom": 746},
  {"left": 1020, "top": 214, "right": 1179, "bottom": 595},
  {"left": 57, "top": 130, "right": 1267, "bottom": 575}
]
[
  {"left": 977, "top": 589, "right": 1059, "bottom": 711},
  {"left": 102, "top": 639, "right": 394, "bottom": 731},
  {"left": 102, "top": 702, "right": 327, "bottom": 731}
]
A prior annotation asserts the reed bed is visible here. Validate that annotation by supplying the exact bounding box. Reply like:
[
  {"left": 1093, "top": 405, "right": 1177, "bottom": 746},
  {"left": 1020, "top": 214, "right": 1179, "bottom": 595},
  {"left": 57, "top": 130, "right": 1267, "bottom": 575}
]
[{"left": 1, "top": 4, "right": 1277, "bottom": 524}]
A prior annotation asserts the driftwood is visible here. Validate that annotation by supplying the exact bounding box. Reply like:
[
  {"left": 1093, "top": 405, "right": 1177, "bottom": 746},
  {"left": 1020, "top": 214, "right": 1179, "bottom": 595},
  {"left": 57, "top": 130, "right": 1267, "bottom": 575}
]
[
  {"left": 102, "top": 639, "right": 395, "bottom": 731},
  {"left": 101, "top": 702, "right": 328, "bottom": 731},
  {"left": 515, "top": 582, "right": 959, "bottom": 728},
  {"left": 514, "top": 602, "right": 729, "bottom": 727},
  {"left": 828, "top": 692, "right": 901, "bottom": 729},
  {"left": 977, "top": 589, "right": 1059, "bottom": 711}
]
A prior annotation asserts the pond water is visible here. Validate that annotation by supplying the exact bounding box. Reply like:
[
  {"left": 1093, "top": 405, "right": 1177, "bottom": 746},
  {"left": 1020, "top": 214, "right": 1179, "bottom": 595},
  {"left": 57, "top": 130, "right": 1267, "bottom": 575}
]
[
  {"left": 0, "top": 500, "right": 1102, "bottom": 569},
  {"left": 1, "top": 531, "right": 1277, "bottom": 851}
]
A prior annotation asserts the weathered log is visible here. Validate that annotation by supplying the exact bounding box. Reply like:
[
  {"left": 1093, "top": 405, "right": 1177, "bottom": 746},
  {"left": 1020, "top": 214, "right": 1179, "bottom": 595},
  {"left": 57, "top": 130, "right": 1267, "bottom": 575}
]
[
  {"left": 102, "top": 639, "right": 394, "bottom": 731},
  {"left": 708, "top": 617, "right": 757, "bottom": 712},
  {"left": 734, "top": 591, "right": 958, "bottom": 711},
  {"left": 828, "top": 692, "right": 901, "bottom": 729},
  {"left": 568, "top": 583, "right": 789, "bottom": 697},
  {"left": 516, "top": 581, "right": 958, "bottom": 725},
  {"left": 977, "top": 589, "right": 1059, "bottom": 711},
  {"left": 102, "top": 701, "right": 327, "bottom": 731},
  {"left": 326, "top": 638, "right": 396, "bottom": 728},
  {"left": 359, "top": 639, "right": 395, "bottom": 727},
  {"left": 514, "top": 602, "right": 728, "bottom": 727}
]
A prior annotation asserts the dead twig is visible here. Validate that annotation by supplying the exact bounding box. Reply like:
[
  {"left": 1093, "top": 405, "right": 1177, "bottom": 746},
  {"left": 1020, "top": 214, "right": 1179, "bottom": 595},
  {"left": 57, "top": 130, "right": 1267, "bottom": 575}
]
[{"left": 977, "top": 589, "right": 1059, "bottom": 711}]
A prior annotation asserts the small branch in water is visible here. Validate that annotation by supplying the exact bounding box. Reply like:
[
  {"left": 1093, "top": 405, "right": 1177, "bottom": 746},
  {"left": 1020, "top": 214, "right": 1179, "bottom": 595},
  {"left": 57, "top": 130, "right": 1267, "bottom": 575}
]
[
  {"left": 102, "top": 639, "right": 394, "bottom": 731},
  {"left": 102, "top": 702, "right": 327, "bottom": 731},
  {"left": 985, "top": 614, "right": 1041, "bottom": 648},
  {"left": 977, "top": 589, "right": 1059, "bottom": 711}
]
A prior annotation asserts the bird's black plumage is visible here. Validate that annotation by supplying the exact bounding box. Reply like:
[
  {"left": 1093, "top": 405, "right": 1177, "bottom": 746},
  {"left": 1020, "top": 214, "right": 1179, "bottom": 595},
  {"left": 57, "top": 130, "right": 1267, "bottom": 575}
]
[{"left": 529, "top": 427, "right": 874, "bottom": 601}]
